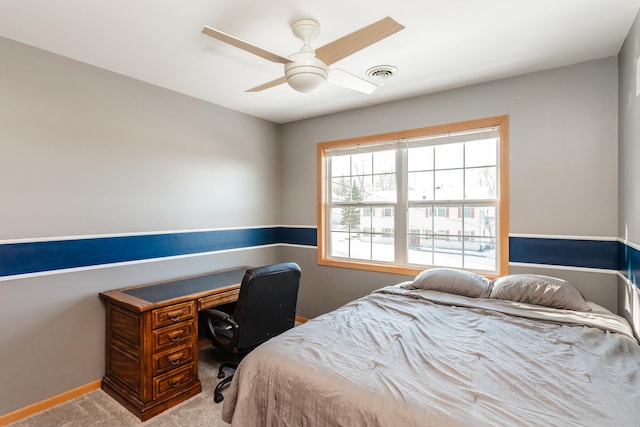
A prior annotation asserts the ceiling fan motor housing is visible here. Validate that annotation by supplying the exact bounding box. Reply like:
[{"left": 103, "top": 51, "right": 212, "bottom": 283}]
[{"left": 285, "top": 51, "right": 329, "bottom": 93}]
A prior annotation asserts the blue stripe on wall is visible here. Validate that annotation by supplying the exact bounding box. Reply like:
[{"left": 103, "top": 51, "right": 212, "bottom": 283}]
[
  {"left": 279, "top": 227, "right": 317, "bottom": 246},
  {"left": 619, "top": 241, "right": 640, "bottom": 288},
  {"left": 0, "top": 228, "right": 636, "bottom": 280},
  {"left": 509, "top": 237, "right": 618, "bottom": 270},
  {"left": 0, "top": 227, "right": 318, "bottom": 278}
]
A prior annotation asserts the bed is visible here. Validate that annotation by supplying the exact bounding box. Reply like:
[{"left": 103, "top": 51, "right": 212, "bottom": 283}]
[{"left": 221, "top": 269, "right": 640, "bottom": 426}]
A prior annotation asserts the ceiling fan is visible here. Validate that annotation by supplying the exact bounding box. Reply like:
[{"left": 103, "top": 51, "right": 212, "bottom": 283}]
[{"left": 202, "top": 17, "right": 404, "bottom": 94}]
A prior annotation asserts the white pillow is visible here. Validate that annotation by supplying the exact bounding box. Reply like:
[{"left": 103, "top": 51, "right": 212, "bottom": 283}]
[
  {"left": 409, "top": 268, "right": 491, "bottom": 298},
  {"left": 489, "top": 274, "right": 591, "bottom": 311}
]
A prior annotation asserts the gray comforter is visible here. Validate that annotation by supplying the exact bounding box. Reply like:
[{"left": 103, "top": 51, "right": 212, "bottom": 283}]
[{"left": 223, "top": 284, "right": 640, "bottom": 426}]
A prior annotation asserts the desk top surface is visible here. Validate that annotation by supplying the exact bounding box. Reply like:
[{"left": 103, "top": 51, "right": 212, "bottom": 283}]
[
  {"left": 100, "top": 267, "right": 247, "bottom": 310},
  {"left": 123, "top": 268, "right": 246, "bottom": 303}
]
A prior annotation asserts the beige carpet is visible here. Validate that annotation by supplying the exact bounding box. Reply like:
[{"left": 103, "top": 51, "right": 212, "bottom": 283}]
[{"left": 8, "top": 347, "right": 240, "bottom": 426}]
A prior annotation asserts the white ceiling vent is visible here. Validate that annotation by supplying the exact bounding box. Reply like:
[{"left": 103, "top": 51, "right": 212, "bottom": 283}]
[{"left": 366, "top": 65, "right": 398, "bottom": 81}]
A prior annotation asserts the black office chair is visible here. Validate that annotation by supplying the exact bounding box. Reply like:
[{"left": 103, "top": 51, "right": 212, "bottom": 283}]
[{"left": 202, "top": 262, "right": 301, "bottom": 403}]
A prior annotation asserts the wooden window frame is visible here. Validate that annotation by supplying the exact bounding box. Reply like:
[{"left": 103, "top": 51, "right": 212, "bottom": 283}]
[{"left": 316, "top": 115, "right": 509, "bottom": 278}]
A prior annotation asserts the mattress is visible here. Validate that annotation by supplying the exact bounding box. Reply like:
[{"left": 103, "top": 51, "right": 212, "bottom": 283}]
[{"left": 222, "top": 284, "right": 640, "bottom": 426}]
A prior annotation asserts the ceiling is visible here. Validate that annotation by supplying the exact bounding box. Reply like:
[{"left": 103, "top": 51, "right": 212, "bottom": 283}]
[{"left": 1, "top": 1, "right": 639, "bottom": 124}]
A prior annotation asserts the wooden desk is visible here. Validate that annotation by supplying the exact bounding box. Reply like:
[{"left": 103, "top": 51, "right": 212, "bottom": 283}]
[{"left": 99, "top": 267, "right": 246, "bottom": 421}]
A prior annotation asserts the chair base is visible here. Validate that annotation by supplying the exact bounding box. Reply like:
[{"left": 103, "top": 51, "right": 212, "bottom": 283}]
[{"left": 214, "top": 362, "right": 238, "bottom": 403}]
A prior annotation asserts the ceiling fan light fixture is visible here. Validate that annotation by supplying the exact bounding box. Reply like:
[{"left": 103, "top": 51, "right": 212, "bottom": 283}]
[
  {"left": 285, "top": 51, "right": 329, "bottom": 93},
  {"left": 286, "top": 70, "right": 328, "bottom": 93}
]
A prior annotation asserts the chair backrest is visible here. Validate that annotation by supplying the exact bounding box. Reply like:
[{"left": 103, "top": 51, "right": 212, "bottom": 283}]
[{"left": 233, "top": 262, "right": 301, "bottom": 352}]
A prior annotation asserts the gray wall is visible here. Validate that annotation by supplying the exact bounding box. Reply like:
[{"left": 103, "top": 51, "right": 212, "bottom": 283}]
[
  {"left": 0, "top": 37, "right": 281, "bottom": 415},
  {"left": 618, "top": 10, "right": 640, "bottom": 336},
  {"left": 619, "top": 13, "right": 640, "bottom": 247},
  {"left": 0, "top": 29, "right": 629, "bottom": 417},
  {"left": 281, "top": 57, "right": 619, "bottom": 319}
]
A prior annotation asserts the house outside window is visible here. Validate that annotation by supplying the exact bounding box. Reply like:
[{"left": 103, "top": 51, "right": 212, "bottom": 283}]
[{"left": 317, "top": 116, "right": 509, "bottom": 277}]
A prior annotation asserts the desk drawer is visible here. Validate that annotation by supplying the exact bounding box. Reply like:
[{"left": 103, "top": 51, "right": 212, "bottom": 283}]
[
  {"left": 153, "top": 344, "right": 193, "bottom": 376},
  {"left": 198, "top": 289, "right": 240, "bottom": 310},
  {"left": 153, "top": 364, "right": 195, "bottom": 400},
  {"left": 153, "top": 321, "right": 193, "bottom": 352},
  {"left": 152, "top": 302, "right": 194, "bottom": 329}
]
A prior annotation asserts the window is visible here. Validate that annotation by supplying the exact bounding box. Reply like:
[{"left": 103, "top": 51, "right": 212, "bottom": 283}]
[{"left": 317, "top": 116, "right": 508, "bottom": 277}]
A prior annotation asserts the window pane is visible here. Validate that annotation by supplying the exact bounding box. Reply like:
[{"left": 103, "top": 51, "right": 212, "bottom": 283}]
[
  {"left": 330, "top": 231, "right": 350, "bottom": 258},
  {"left": 465, "top": 138, "right": 497, "bottom": 168},
  {"left": 432, "top": 226, "right": 463, "bottom": 268},
  {"left": 408, "top": 171, "right": 434, "bottom": 201},
  {"left": 352, "top": 175, "right": 372, "bottom": 202},
  {"left": 331, "top": 155, "right": 351, "bottom": 177},
  {"left": 349, "top": 234, "right": 371, "bottom": 260},
  {"left": 432, "top": 206, "right": 458, "bottom": 240},
  {"left": 372, "top": 173, "right": 396, "bottom": 201},
  {"left": 373, "top": 150, "right": 395, "bottom": 174},
  {"left": 366, "top": 207, "right": 394, "bottom": 262},
  {"left": 331, "top": 205, "right": 396, "bottom": 262},
  {"left": 372, "top": 233, "right": 394, "bottom": 262},
  {"left": 369, "top": 207, "right": 395, "bottom": 249},
  {"left": 435, "top": 142, "right": 463, "bottom": 169},
  {"left": 408, "top": 207, "right": 432, "bottom": 233},
  {"left": 463, "top": 237, "right": 495, "bottom": 271},
  {"left": 407, "top": 230, "right": 433, "bottom": 265},
  {"left": 351, "top": 152, "right": 372, "bottom": 175},
  {"left": 331, "top": 177, "right": 352, "bottom": 202},
  {"left": 434, "top": 247, "right": 463, "bottom": 268},
  {"left": 435, "top": 169, "right": 463, "bottom": 200},
  {"left": 350, "top": 207, "right": 363, "bottom": 232},
  {"left": 371, "top": 207, "right": 394, "bottom": 234},
  {"left": 408, "top": 243, "right": 434, "bottom": 265},
  {"left": 408, "top": 146, "right": 433, "bottom": 171},
  {"left": 468, "top": 206, "right": 496, "bottom": 238},
  {"left": 330, "top": 207, "right": 363, "bottom": 231},
  {"left": 331, "top": 207, "right": 344, "bottom": 230},
  {"left": 465, "top": 167, "right": 497, "bottom": 200},
  {"left": 407, "top": 234, "right": 433, "bottom": 265}
]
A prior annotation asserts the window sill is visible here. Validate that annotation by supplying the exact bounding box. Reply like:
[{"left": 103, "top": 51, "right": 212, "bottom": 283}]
[
  {"left": 317, "top": 257, "right": 501, "bottom": 280},
  {"left": 318, "top": 257, "right": 422, "bottom": 277}
]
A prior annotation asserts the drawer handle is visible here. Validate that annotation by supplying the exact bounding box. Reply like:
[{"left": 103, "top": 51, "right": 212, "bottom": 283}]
[
  {"left": 168, "top": 331, "right": 183, "bottom": 342},
  {"left": 167, "top": 309, "right": 184, "bottom": 322},
  {"left": 169, "top": 375, "right": 185, "bottom": 388},
  {"left": 168, "top": 353, "right": 183, "bottom": 365}
]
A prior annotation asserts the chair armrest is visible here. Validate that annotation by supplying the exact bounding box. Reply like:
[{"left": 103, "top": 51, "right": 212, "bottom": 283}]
[
  {"left": 203, "top": 308, "right": 231, "bottom": 321},
  {"left": 204, "top": 308, "right": 240, "bottom": 350}
]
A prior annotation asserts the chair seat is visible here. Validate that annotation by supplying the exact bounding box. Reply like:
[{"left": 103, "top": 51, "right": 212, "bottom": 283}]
[{"left": 212, "top": 322, "right": 234, "bottom": 340}]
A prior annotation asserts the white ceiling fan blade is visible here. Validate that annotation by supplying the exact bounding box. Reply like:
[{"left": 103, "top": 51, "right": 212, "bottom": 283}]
[
  {"left": 329, "top": 69, "right": 379, "bottom": 94},
  {"left": 202, "top": 26, "right": 292, "bottom": 64}
]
